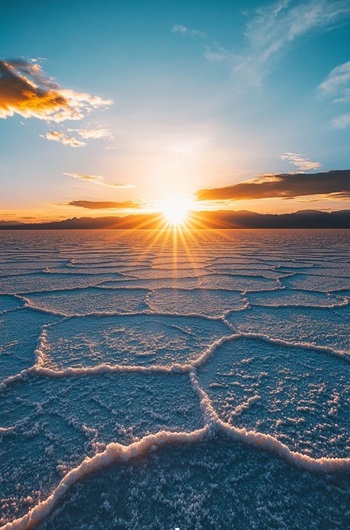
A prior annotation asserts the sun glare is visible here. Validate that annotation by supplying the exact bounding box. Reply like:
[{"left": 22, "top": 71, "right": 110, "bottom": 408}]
[{"left": 161, "top": 196, "right": 191, "bottom": 227}]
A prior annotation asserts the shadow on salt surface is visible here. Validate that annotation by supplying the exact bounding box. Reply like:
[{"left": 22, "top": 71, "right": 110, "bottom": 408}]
[
  {"left": 0, "top": 310, "right": 59, "bottom": 380},
  {"left": 25, "top": 287, "right": 149, "bottom": 316},
  {"left": 0, "top": 272, "right": 123, "bottom": 295},
  {"left": 282, "top": 273, "right": 350, "bottom": 292},
  {"left": 152, "top": 256, "right": 212, "bottom": 267},
  {"left": 38, "top": 435, "right": 350, "bottom": 530},
  {"left": 198, "top": 337, "right": 350, "bottom": 458},
  {"left": 0, "top": 261, "right": 69, "bottom": 275},
  {"left": 256, "top": 260, "right": 315, "bottom": 268},
  {"left": 41, "top": 315, "right": 229, "bottom": 369},
  {"left": 147, "top": 288, "right": 247, "bottom": 317},
  {"left": 68, "top": 262, "right": 154, "bottom": 270},
  {"left": 227, "top": 305, "right": 350, "bottom": 352},
  {"left": 119, "top": 268, "right": 209, "bottom": 280},
  {"left": 0, "top": 372, "right": 202, "bottom": 523},
  {"left": 278, "top": 265, "right": 350, "bottom": 278},
  {"left": 206, "top": 266, "right": 289, "bottom": 279},
  {"left": 45, "top": 267, "right": 135, "bottom": 276},
  {"left": 99, "top": 277, "right": 202, "bottom": 290},
  {"left": 0, "top": 295, "right": 24, "bottom": 313},
  {"left": 199, "top": 274, "right": 279, "bottom": 291},
  {"left": 247, "top": 289, "right": 347, "bottom": 308},
  {"left": 209, "top": 257, "right": 267, "bottom": 265},
  {"left": 338, "top": 290, "right": 350, "bottom": 298}
]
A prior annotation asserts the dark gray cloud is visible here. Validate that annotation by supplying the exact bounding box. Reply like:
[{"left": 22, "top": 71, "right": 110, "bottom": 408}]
[
  {"left": 68, "top": 200, "right": 141, "bottom": 210},
  {"left": 196, "top": 170, "right": 350, "bottom": 201}
]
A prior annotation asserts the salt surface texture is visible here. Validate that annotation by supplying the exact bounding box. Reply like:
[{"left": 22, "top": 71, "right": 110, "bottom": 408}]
[{"left": 1, "top": 229, "right": 350, "bottom": 529}]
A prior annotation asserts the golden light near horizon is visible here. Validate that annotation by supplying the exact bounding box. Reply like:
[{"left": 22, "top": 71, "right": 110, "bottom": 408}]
[{"left": 160, "top": 196, "right": 192, "bottom": 227}]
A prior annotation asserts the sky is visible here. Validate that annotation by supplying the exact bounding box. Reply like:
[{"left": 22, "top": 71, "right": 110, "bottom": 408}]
[{"left": 1, "top": 0, "right": 350, "bottom": 222}]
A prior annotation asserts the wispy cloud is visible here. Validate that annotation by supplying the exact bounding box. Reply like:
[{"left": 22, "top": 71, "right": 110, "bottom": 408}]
[
  {"left": 68, "top": 200, "right": 140, "bottom": 210},
  {"left": 44, "top": 127, "right": 114, "bottom": 147},
  {"left": 67, "top": 128, "right": 114, "bottom": 140},
  {"left": 204, "top": 45, "right": 231, "bottom": 62},
  {"left": 319, "top": 61, "right": 350, "bottom": 129},
  {"left": 332, "top": 113, "right": 350, "bottom": 129},
  {"left": 0, "top": 58, "right": 112, "bottom": 122},
  {"left": 319, "top": 61, "right": 350, "bottom": 96},
  {"left": 63, "top": 172, "right": 135, "bottom": 189},
  {"left": 172, "top": 24, "right": 205, "bottom": 37},
  {"left": 64, "top": 172, "right": 104, "bottom": 183},
  {"left": 196, "top": 170, "right": 350, "bottom": 201},
  {"left": 45, "top": 131, "right": 86, "bottom": 148},
  {"left": 205, "top": 0, "right": 350, "bottom": 84},
  {"left": 280, "top": 152, "right": 322, "bottom": 171}
]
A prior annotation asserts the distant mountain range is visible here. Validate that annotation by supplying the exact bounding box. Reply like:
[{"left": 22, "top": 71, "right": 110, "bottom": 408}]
[{"left": 1, "top": 210, "right": 350, "bottom": 229}]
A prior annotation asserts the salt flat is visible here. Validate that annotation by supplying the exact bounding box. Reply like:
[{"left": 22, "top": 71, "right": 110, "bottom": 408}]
[{"left": 1, "top": 229, "right": 350, "bottom": 530}]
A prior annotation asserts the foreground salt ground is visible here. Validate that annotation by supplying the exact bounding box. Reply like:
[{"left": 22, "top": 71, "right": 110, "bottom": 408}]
[
  {"left": 1, "top": 229, "right": 350, "bottom": 529},
  {"left": 38, "top": 437, "right": 350, "bottom": 530}
]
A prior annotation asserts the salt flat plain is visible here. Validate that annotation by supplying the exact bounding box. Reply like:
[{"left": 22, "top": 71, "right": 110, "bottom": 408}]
[{"left": 1, "top": 229, "right": 350, "bottom": 529}]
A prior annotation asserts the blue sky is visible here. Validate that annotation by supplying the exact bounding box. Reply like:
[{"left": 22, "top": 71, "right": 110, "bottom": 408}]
[{"left": 1, "top": 0, "right": 350, "bottom": 221}]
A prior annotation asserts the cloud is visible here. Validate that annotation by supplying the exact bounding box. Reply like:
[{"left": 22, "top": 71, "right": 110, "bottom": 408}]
[
  {"left": 0, "top": 58, "right": 112, "bottom": 122},
  {"left": 196, "top": 170, "right": 350, "bottom": 201},
  {"left": 205, "top": 0, "right": 350, "bottom": 84},
  {"left": 246, "top": 0, "right": 349, "bottom": 59},
  {"left": 67, "top": 128, "right": 114, "bottom": 140},
  {"left": 332, "top": 113, "right": 350, "bottom": 129},
  {"left": 68, "top": 200, "right": 140, "bottom": 210},
  {"left": 44, "top": 127, "right": 114, "bottom": 147},
  {"left": 172, "top": 24, "right": 205, "bottom": 37},
  {"left": 280, "top": 152, "right": 322, "bottom": 171},
  {"left": 319, "top": 61, "right": 350, "bottom": 129},
  {"left": 45, "top": 131, "right": 86, "bottom": 148},
  {"left": 64, "top": 172, "right": 103, "bottom": 183},
  {"left": 319, "top": 61, "right": 350, "bottom": 96},
  {"left": 63, "top": 172, "right": 135, "bottom": 189},
  {"left": 204, "top": 45, "right": 231, "bottom": 62}
]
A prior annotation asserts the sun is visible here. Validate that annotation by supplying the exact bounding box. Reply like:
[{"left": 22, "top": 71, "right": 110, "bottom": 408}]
[{"left": 160, "top": 196, "right": 191, "bottom": 227}]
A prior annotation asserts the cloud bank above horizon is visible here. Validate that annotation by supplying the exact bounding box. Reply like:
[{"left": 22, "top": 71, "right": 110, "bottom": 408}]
[
  {"left": 196, "top": 170, "right": 350, "bottom": 201},
  {"left": 68, "top": 200, "right": 141, "bottom": 210}
]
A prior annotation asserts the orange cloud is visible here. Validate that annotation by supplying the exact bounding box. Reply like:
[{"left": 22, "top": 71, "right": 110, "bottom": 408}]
[
  {"left": 45, "top": 131, "right": 86, "bottom": 147},
  {"left": 0, "top": 58, "right": 112, "bottom": 122}
]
